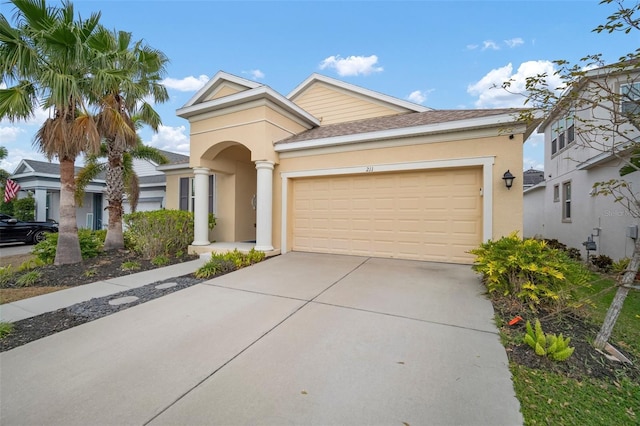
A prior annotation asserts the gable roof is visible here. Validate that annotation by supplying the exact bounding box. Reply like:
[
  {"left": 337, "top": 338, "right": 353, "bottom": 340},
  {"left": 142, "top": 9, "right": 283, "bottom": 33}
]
[
  {"left": 176, "top": 76, "right": 319, "bottom": 128},
  {"left": 276, "top": 108, "right": 528, "bottom": 149},
  {"left": 288, "top": 73, "right": 432, "bottom": 113},
  {"left": 182, "top": 71, "right": 263, "bottom": 108}
]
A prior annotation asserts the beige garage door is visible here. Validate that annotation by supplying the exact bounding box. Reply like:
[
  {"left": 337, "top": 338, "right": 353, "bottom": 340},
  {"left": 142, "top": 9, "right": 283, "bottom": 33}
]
[{"left": 292, "top": 167, "right": 482, "bottom": 264}]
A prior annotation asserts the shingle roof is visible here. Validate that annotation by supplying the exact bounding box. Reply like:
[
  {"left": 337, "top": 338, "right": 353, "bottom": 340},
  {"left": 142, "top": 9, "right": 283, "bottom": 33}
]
[
  {"left": 276, "top": 108, "right": 525, "bottom": 144},
  {"left": 523, "top": 169, "right": 545, "bottom": 186},
  {"left": 157, "top": 149, "right": 189, "bottom": 165}
]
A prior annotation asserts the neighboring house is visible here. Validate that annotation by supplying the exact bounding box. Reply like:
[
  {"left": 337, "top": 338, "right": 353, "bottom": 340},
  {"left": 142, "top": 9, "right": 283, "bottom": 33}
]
[
  {"left": 523, "top": 63, "right": 640, "bottom": 262},
  {"left": 523, "top": 168, "right": 545, "bottom": 190},
  {"left": 166, "top": 71, "right": 536, "bottom": 264},
  {"left": 8, "top": 150, "right": 188, "bottom": 230}
]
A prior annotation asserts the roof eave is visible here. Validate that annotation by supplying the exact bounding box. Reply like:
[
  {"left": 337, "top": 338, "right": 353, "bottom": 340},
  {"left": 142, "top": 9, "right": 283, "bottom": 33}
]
[
  {"left": 275, "top": 113, "right": 528, "bottom": 153},
  {"left": 177, "top": 86, "right": 320, "bottom": 127}
]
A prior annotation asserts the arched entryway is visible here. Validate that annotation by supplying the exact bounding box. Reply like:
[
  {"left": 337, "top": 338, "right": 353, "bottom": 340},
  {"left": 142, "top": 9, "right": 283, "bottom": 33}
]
[{"left": 191, "top": 141, "right": 274, "bottom": 251}]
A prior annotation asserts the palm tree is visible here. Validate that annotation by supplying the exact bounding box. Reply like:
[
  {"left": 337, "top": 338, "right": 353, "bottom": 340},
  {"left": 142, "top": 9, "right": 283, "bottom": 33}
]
[
  {"left": 0, "top": 146, "right": 9, "bottom": 183},
  {"left": 0, "top": 0, "right": 102, "bottom": 265},
  {"left": 75, "top": 138, "right": 169, "bottom": 215},
  {"left": 87, "top": 27, "right": 169, "bottom": 250}
]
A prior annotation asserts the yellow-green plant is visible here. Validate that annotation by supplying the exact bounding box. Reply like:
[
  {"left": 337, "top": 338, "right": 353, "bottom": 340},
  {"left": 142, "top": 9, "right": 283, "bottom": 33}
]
[
  {"left": 524, "top": 319, "right": 575, "bottom": 361},
  {"left": 0, "top": 266, "right": 14, "bottom": 287},
  {"left": 18, "top": 257, "right": 45, "bottom": 272},
  {"left": 151, "top": 255, "right": 170, "bottom": 266},
  {"left": 469, "top": 232, "right": 591, "bottom": 310},
  {"left": 195, "top": 248, "right": 266, "bottom": 278},
  {"left": 121, "top": 261, "right": 140, "bottom": 271},
  {"left": 195, "top": 258, "right": 235, "bottom": 278},
  {"left": 15, "top": 270, "right": 42, "bottom": 287},
  {"left": 0, "top": 321, "right": 14, "bottom": 339},
  {"left": 612, "top": 257, "right": 630, "bottom": 274}
]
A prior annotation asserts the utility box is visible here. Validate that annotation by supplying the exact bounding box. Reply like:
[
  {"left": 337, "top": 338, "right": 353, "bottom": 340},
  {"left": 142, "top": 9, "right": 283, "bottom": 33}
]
[{"left": 627, "top": 225, "right": 638, "bottom": 240}]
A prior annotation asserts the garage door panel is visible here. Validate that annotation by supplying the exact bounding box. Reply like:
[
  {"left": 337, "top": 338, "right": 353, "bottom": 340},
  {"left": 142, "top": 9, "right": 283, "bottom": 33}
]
[{"left": 292, "top": 168, "right": 482, "bottom": 264}]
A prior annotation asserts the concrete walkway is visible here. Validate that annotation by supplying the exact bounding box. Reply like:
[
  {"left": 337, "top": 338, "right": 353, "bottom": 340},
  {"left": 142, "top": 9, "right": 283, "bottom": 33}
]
[
  {"left": 0, "top": 252, "right": 523, "bottom": 426},
  {"left": 0, "top": 258, "right": 207, "bottom": 322}
]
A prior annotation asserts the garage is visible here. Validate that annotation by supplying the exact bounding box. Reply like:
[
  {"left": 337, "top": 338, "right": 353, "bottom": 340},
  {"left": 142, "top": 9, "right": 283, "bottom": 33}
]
[{"left": 291, "top": 167, "right": 483, "bottom": 264}]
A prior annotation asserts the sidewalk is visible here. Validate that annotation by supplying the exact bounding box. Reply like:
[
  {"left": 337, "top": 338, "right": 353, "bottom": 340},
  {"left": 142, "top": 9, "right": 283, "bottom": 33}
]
[{"left": 0, "top": 257, "right": 207, "bottom": 323}]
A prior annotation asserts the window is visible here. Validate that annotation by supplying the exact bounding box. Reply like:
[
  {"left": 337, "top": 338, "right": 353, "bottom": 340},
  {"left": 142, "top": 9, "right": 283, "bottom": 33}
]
[
  {"left": 179, "top": 175, "right": 216, "bottom": 213},
  {"left": 553, "top": 184, "right": 559, "bottom": 202},
  {"left": 551, "top": 113, "right": 575, "bottom": 156},
  {"left": 621, "top": 82, "right": 640, "bottom": 115},
  {"left": 562, "top": 181, "right": 571, "bottom": 221}
]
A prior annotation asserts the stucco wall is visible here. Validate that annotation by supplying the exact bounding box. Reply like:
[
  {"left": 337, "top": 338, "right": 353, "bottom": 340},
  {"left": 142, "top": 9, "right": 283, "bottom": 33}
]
[
  {"left": 272, "top": 132, "right": 525, "bottom": 251},
  {"left": 523, "top": 185, "right": 546, "bottom": 238},
  {"left": 538, "top": 157, "right": 640, "bottom": 261}
]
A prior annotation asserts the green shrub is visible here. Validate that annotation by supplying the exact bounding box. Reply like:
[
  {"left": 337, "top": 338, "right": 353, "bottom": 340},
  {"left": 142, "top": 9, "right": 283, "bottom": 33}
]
[
  {"left": 12, "top": 193, "right": 35, "bottom": 221},
  {"left": 612, "top": 257, "right": 631, "bottom": 274},
  {"left": 0, "top": 322, "right": 14, "bottom": 339},
  {"left": 195, "top": 248, "right": 266, "bottom": 278},
  {"left": 470, "top": 232, "right": 591, "bottom": 310},
  {"left": 33, "top": 228, "right": 104, "bottom": 264},
  {"left": 0, "top": 266, "right": 15, "bottom": 288},
  {"left": 591, "top": 254, "right": 613, "bottom": 272},
  {"left": 121, "top": 261, "right": 140, "bottom": 271},
  {"left": 151, "top": 255, "right": 170, "bottom": 266},
  {"left": 15, "top": 270, "right": 42, "bottom": 287},
  {"left": 523, "top": 319, "right": 575, "bottom": 361},
  {"left": 18, "top": 257, "right": 45, "bottom": 272},
  {"left": 195, "top": 257, "right": 235, "bottom": 278},
  {"left": 124, "top": 210, "right": 194, "bottom": 259}
]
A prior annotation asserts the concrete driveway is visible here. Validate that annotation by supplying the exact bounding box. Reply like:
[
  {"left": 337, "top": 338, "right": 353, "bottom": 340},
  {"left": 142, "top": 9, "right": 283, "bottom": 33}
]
[{"left": 0, "top": 252, "right": 522, "bottom": 426}]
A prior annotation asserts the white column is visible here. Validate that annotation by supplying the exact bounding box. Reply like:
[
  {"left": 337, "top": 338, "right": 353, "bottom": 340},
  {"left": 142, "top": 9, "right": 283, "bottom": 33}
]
[
  {"left": 192, "top": 167, "right": 211, "bottom": 246},
  {"left": 34, "top": 189, "right": 47, "bottom": 222},
  {"left": 255, "top": 160, "right": 274, "bottom": 251}
]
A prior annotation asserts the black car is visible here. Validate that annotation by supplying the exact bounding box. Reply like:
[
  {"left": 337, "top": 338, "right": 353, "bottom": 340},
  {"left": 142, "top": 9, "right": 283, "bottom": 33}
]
[{"left": 0, "top": 213, "right": 59, "bottom": 244}]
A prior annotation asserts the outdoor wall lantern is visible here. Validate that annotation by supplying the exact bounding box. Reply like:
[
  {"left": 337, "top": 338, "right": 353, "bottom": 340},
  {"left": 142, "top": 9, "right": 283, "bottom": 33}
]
[{"left": 502, "top": 170, "right": 515, "bottom": 190}]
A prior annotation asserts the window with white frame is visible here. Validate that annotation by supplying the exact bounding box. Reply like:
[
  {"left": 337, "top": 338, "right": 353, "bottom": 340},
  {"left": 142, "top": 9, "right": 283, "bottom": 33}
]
[
  {"left": 179, "top": 175, "right": 216, "bottom": 213},
  {"left": 551, "top": 114, "right": 575, "bottom": 156},
  {"left": 621, "top": 82, "right": 640, "bottom": 115},
  {"left": 562, "top": 181, "right": 571, "bottom": 221},
  {"left": 553, "top": 184, "right": 559, "bottom": 202}
]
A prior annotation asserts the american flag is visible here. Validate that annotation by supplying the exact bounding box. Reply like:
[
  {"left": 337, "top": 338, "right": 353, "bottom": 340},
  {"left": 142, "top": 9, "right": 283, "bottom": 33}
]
[{"left": 4, "top": 179, "right": 20, "bottom": 203}]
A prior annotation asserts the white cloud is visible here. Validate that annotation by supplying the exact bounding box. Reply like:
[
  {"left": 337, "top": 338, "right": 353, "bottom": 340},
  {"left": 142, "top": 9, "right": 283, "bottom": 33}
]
[
  {"left": 406, "top": 89, "right": 434, "bottom": 105},
  {"left": 0, "top": 126, "right": 24, "bottom": 143},
  {"left": 504, "top": 37, "right": 524, "bottom": 48},
  {"left": 319, "top": 55, "right": 383, "bottom": 77},
  {"left": 147, "top": 124, "right": 190, "bottom": 154},
  {"left": 466, "top": 44, "right": 479, "bottom": 50},
  {"left": 243, "top": 69, "right": 265, "bottom": 80},
  {"left": 467, "top": 60, "right": 563, "bottom": 108},
  {"left": 407, "top": 90, "right": 426, "bottom": 104},
  {"left": 161, "top": 75, "right": 210, "bottom": 92},
  {"left": 482, "top": 40, "right": 500, "bottom": 51}
]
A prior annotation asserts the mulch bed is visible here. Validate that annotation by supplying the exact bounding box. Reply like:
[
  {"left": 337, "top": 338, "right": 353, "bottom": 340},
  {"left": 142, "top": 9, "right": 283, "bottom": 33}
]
[
  {"left": 0, "top": 250, "right": 206, "bottom": 352},
  {"left": 492, "top": 297, "right": 640, "bottom": 382}
]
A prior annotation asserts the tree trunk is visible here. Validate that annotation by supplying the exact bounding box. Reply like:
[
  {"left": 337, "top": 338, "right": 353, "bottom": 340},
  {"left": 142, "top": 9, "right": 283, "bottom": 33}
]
[
  {"left": 54, "top": 157, "right": 82, "bottom": 265},
  {"left": 593, "top": 235, "right": 640, "bottom": 349},
  {"left": 103, "top": 143, "right": 125, "bottom": 251}
]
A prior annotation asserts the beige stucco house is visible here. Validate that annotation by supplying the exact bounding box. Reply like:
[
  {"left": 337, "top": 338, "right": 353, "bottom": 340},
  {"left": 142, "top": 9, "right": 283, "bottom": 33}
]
[{"left": 164, "top": 71, "right": 536, "bottom": 264}]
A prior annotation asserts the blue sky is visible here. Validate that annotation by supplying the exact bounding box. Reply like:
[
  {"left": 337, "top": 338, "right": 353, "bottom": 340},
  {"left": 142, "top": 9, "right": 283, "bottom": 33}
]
[{"left": 0, "top": 0, "right": 636, "bottom": 174}]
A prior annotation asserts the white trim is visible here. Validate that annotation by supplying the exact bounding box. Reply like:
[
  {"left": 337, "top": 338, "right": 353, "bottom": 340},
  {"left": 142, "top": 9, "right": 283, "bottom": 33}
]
[
  {"left": 278, "top": 127, "right": 510, "bottom": 159},
  {"left": 279, "top": 156, "right": 495, "bottom": 254},
  {"left": 183, "top": 71, "right": 263, "bottom": 108},
  {"left": 177, "top": 85, "right": 319, "bottom": 127},
  {"left": 276, "top": 115, "right": 526, "bottom": 153}
]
